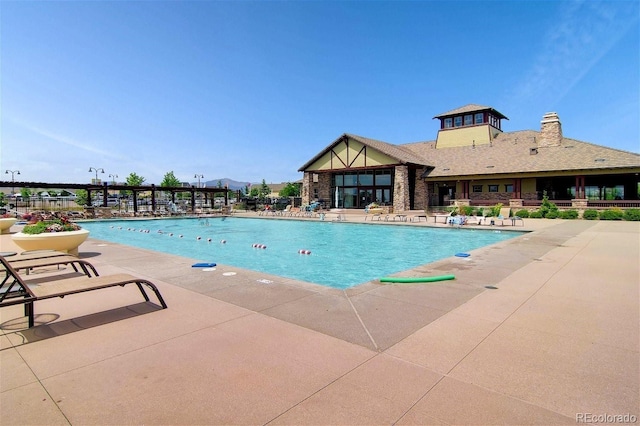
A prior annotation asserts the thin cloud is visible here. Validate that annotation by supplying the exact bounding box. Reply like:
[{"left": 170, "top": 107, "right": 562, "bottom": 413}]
[
  {"left": 29, "top": 126, "right": 127, "bottom": 161},
  {"left": 510, "top": 0, "right": 638, "bottom": 107}
]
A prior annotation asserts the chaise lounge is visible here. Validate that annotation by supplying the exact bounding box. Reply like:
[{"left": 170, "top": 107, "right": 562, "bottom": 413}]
[
  {"left": 8, "top": 254, "right": 99, "bottom": 277},
  {"left": 0, "top": 255, "right": 167, "bottom": 328}
]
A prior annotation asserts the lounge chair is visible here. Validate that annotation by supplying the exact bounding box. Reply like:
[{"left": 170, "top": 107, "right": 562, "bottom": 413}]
[
  {"left": 8, "top": 254, "right": 99, "bottom": 277},
  {"left": 496, "top": 207, "right": 512, "bottom": 226},
  {"left": 497, "top": 207, "right": 524, "bottom": 226},
  {"left": 0, "top": 255, "right": 167, "bottom": 328}
]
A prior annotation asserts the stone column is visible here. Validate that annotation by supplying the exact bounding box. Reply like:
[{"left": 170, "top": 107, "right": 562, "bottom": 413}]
[
  {"left": 301, "top": 172, "right": 313, "bottom": 205},
  {"left": 393, "top": 165, "right": 409, "bottom": 212},
  {"left": 509, "top": 199, "right": 523, "bottom": 208}
]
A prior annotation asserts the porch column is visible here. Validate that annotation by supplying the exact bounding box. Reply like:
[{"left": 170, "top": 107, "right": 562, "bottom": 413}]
[{"left": 575, "top": 175, "right": 585, "bottom": 199}]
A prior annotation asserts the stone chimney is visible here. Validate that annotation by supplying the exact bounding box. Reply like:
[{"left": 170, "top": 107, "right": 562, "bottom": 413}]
[{"left": 539, "top": 112, "right": 562, "bottom": 147}]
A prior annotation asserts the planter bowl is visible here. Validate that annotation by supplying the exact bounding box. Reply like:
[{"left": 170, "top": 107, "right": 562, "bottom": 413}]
[
  {"left": 12, "top": 229, "right": 90, "bottom": 256},
  {"left": 0, "top": 218, "right": 17, "bottom": 234}
]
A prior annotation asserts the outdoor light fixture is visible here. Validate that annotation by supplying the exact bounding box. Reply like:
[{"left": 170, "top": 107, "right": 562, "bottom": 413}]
[
  {"left": 5, "top": 170, "right": 20, "bottom": 195},
  {"left": 109, "top": 174, "right": 118, "bottom": 184},
  {"left": 194, "top": 174, "right": 204, "bottom": 188},
  {"left": 88, "top": 167, "right": 105, "bottom": 184}
]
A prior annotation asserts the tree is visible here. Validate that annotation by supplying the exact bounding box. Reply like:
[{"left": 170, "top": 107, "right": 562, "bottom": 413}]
[
  {"left": 160, "top": 171, "right": 182, "bottom": 201},
  {"left": 75, "top": 189, "right": 89, "bottom": 207},
  {"left": 124, "top": 172, "right": 146, "bottom": 197},
  {"left": 259, "top": 179, "right": 271, "bottom": 199},
  {"left": 279, "top": 182, "right": 300, "bottom": 197},
  {"left": 126, "top": 172, "right": 146, "bottom": 187},
  {"left": 160, "top": 171, "right": 181, "bottom": 187}
]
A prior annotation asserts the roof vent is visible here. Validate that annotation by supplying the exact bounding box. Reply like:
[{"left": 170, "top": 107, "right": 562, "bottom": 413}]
[
  {"left": 530, "top": 148, "right": 538, "bottom": 155},
  {"left": 595, "top": 158, "right": 606, "bottom": 162}
]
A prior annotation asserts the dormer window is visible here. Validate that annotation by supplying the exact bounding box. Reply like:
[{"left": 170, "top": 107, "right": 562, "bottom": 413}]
[
  {"left": 454, "top": 116, "right": 462, "bottom": 127},
  {"left": 464, "top": 115, "right": 473, "bottom": 125},
  {"left": 475, "top": 113, "right": 483, "bottom": 124},
  {"left": 444, "top": 118, "right": 453, "bottom": 128}
]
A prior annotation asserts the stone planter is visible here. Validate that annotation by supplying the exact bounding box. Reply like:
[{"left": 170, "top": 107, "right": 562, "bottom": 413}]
[
  {"left": 0, "top": 218, "right": 17, "bottom": 234},
  {"left": 11, "top": 229, "right": 90, "bottom": 256}
]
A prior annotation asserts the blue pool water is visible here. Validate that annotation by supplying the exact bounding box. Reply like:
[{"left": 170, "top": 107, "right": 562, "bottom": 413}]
[{"left": 81, "top": 217, "right": 522, "bottom": 289}]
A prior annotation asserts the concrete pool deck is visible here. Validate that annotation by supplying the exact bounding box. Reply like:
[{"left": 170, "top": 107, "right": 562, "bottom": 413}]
[{"left": 1, "top": 214, "right": 638, "bottom": 424}]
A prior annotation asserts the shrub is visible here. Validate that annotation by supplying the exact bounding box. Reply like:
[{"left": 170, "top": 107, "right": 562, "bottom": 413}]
[
  {"left": 599, "top": 208, "right": 624, "bottom": 220},
  {"left": 459, "top": 205, "right": 474, "bottom": 216},
  {"left": 558, "top": 210, "right": 579, "bottom": 219},
  {"left": 515, "top": 209, "right": 529, "bottom": 218},
  {"left": 529, "top": 210, "right": 543, "bottom": 218},
  {"left": 623, "top": 209, "right": 640, "bottom": 221},
  {"left": 491, "top": 203, "right": 503, "bottom": 217},
  {"left": 539, "top": 193, "right": 559, "bottom": 218},
  {"left": 22, "top": 218, "right": 82, "bottom": 234},
  {"left": 583, "top": 209, "right": 599, "bottom": 220},
  {"left": 545, "top": 210, "right": 559, "bottom": 219}
]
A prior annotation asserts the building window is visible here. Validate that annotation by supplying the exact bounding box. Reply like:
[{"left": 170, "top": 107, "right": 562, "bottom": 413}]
[
  {"left": 475, "top": 113, "right": 483, "bottom": 124},
  {"left": 488, "top": 185, "right": 498, "bottom": 192},
  {"left": 505, "top": 184, "right": 514, "bottom": 192},
  {"left": 313, "top": 188, "right": 318, "bottom": 198},
  {"left": 454, "top": 116, "right": 462, "bottom": 127},
  {"left": 464, "top": 115, "right": 473, "bottom": 126},
  {"left": 444, "top": 118, "right": 453, "bottom": 128},
  {"left": 472, "top": 185, "right": 483, "bottom": 193}
]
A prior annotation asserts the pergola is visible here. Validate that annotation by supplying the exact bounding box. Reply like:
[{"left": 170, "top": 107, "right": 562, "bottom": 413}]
[{"left": 0, "top": 181, "right": 235, "bottom": 215}]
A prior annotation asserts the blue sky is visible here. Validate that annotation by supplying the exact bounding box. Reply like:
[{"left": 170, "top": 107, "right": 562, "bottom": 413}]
[{"left": 1, "top": 0, "right": 638, "bottom": 186}]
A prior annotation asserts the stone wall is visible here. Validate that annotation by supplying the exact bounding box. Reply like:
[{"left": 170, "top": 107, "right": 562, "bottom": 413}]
[{"left": 413, "top": 169, "right": 428, "bottom": 211}]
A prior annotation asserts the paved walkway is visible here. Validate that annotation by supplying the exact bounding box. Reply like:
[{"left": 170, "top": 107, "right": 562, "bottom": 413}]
[{"left": 1, "top": 216, "right": 638, "bottom": 424}]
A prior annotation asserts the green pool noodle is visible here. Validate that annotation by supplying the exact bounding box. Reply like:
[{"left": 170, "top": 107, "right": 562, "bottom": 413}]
[{"left": 379, "top": 274, "right": 455, "bottom": 283}]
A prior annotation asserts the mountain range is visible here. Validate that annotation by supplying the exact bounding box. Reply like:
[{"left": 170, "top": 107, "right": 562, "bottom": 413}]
[{"left": 196, "top": 178, "right": 252, "bottom": 191}]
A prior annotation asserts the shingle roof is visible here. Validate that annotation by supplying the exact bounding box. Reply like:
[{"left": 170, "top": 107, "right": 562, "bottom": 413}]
[
  {"left": 299, "top": 130, "right": 640, "bottom": 177},
  {"left": 433, "top": 104, "right": 509, "bottom": 120},
  {"left": 401, "top": 130, "right": 640, "bottom": 178}
]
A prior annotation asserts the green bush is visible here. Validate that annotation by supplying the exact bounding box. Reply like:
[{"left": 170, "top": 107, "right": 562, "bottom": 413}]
[
  {"left": 539, "top": 193, "right": 559, "bottom": 218},
  {"left": 558, "top": 210, "right": 579, "bottom": 219},
  {"left": 599, "top": 208, "right": 624, "bottom": 220},
  {"left": 459, "top": 205, "right": 474, "bottom": 216},
  {"left": 583, "top": 209, "right": 599, "bottom": 220},
  {"left": 623, "top": 209, "right": 640, "bottom": 221},
  {"left": 491, "top": 203, "right": 503, "bottom": 217},
  {"left": 515, "top": 209, "right": 529, "bottom": 218},
  {"left": 22, "top": 222, "right": 48, "bottom": 234},
  {"left": 545, "top": 210, "right": 559, "bottom": 219},
  {"left": 529, "top": 210, "right": 543, "bottom": 218}
]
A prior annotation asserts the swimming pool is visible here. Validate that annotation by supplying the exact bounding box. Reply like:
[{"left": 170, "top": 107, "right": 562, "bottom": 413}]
[{"left": 81, "top": 217, "right": 522, "bottom": 289}]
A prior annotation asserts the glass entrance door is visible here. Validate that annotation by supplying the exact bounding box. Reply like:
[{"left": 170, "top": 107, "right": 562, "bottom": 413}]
[{"left": 358, "top": 188, "right": 374, "bottom": 208}]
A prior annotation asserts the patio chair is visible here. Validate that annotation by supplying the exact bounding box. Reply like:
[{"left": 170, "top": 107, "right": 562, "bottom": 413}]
[
  {"left": 0, "top": 255, "right": 167, "bottom": 328},
  {"left": 8, "top": 254, "right": 99, "bottom": 277},
  {"left": 497, "top": 207, "right": 512, "bottom": 225}
]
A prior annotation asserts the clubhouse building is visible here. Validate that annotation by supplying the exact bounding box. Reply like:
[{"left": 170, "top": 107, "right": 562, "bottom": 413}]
[{"left": 299, "top": 104, "right": 640, "bottom": 211}]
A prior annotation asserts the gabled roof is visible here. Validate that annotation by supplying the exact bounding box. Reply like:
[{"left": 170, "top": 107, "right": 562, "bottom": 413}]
[
  {"left": 401, "top": 130, "right": 640, "bottom": 178},
  {"left": 433, "top": 104, "right": 508, "bottom": 120},
  {"left": 298, "top": 133, "right": 430, "bottom": 171}
]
